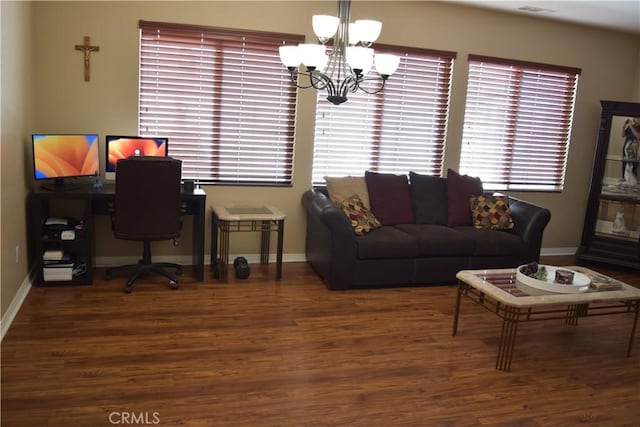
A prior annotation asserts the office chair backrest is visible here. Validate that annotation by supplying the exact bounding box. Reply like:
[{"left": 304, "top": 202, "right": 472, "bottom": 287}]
[{"left": 114, "top": 156, "right": 182, "bottom": 241}]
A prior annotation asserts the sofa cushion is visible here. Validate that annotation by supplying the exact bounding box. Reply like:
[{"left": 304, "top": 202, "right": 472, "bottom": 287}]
[
  {"left": 395, "top": 224, "right": 476, "bottom": 256},
  {"left": 470, "top": 195, "right": 514, "bottom": 230},
  {"left": 365, "top": 171, "right": 415, "bottom": 225},
  {"left": 339, "top": 194, "right": 381, "bottom": 236},
  {"left": 409, "top": 172, "right": 448, "bottom": 225},
  {"left": 325, "top": 176, "right": 370, "bottom": 208},
  {"left": 447, "top": 169, "right": 483, "bottom": 227},
  {"left": 454, "top": 226, "right": 526, "bottom": 256},
  {"left": 356, "top": 226, "right": 420, "bottom": 259}
]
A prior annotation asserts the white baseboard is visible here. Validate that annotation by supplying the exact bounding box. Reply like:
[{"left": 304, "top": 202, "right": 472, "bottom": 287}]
[
  {"left": 540, "top": 247, "right": 578, "bottom": 257},
  {"left": 95, "top": 253, "right": 307, "bottom": 267},
  {"left": 1, "top": 271, "right": 33, "bottom": 341}
]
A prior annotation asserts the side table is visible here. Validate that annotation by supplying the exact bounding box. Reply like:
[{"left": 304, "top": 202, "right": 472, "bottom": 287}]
[{"left": 210, "top": 205, "right": 286, "bottom": 282}]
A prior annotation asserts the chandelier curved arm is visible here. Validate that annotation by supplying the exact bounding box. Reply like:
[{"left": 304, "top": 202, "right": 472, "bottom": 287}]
[
  {"left": 286, "top": 69, "right": 335, "bottom": 91},
  {"left": 285, "top": 70, "right": 314, "bottom": 89},
  {"left": 353, "top": 75, "right": 388, "bottom": 95}
]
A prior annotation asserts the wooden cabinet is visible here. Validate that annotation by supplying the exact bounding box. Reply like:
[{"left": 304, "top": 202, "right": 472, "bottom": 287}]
[{"left": 576, "top": 100, "right": 640, "bottom": 270}]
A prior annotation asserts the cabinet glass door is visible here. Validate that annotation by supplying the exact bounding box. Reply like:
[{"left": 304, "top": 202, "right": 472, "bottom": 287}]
[{"left": 598, "top": 114, "right": 640, "bottom": 242}]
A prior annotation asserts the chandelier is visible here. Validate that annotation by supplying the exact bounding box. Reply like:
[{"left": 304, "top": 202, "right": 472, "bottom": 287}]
[{"left": 279, "top": 0, "right": 400, "bottom": 105}]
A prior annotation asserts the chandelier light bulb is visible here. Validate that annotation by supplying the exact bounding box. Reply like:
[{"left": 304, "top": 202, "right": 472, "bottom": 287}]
[
  {"left": 298, "top": 43, "right": 327, "bottom": 70},
  {"left": 355, "top": 19, "right": 382, "bottom": 46},
  {"left": 312, "top": 15, "right": 340, "bottom": 43},
  {"left": 374, "top": 53, "right": 400, "bottom": 77},
  {"left": 346, "top": 46, "right": 374, "bottom": 74},
  {"left": 279, "top": 45, "right": 301, "bottom": 68},
  {"left": 348, "top": 22, "right": 362, "bottom": 45}
]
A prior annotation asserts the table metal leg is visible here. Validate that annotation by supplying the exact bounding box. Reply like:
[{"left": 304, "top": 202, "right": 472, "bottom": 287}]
[
  {"left": 192, "top": 201, "right": 205, "bottom": 281},
  {"left": 496, "top": 306, "right": 520, "bottom": 372},
  {"left": 566, "top": 304, "right": 588, "bottom": 325},
  {"left": 627, "top": 300, "right": 639, "bottom": 357},
  {"left": 275, "top": 219, "right": 284, "bottom": 280},
  {"left": 219, "top": 221, "right": 230, "bottom": 282},
  {"left": 211, "top": 212, "right": 219, "bottom": 276},
  {"left": 452, "top": 280, "right": 465, "bottom": 336},
  {"left": 260, "top": 220, "right": 270, "bottom": 265}
]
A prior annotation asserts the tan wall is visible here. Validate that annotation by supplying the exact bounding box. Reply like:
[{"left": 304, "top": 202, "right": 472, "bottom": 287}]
[
  {"left": 3, "top": 1, "right": 640, "bottom": 315},
  {"left": 1, "top": 1, "right": 34, "bottom": 317}
]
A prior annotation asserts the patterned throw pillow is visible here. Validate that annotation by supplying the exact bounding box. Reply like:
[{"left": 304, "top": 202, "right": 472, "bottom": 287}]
[
  {"left": 470, "top": 195, "right": 514, "bottom": 230},
  {"left": 340, "top": 195, "right": 382, "bottom": 235}
]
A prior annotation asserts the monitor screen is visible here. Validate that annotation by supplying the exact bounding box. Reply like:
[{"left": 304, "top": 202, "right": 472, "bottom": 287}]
[
  {"left": 32, "top": 134, "right": 99, "bottom": 187},
  {"left": 105, "top": 135, "right": 169, "bottom": 180}
]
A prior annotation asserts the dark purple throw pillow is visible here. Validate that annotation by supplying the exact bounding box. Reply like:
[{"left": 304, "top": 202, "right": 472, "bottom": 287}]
[
  {"left": 365, "top": 171, "right": 415, "bottom": 225},
  {"left": 446, "top": 169, "right": 484, "bottom": 227}
]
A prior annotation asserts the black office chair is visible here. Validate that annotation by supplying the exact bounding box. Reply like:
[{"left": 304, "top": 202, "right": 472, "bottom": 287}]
[{"left": 105, "top": 156, "right": 183, "bottom": 293}]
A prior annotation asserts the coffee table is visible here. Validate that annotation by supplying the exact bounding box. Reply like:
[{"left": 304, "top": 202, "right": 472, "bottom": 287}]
[{"left": 454, "top": 266, "right": 640, "bottom": 371}]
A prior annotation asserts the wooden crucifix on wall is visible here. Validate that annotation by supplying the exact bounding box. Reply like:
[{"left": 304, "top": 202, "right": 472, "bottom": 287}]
[{"left": 75, "top": 36, "right": 100, "bottom": 82}]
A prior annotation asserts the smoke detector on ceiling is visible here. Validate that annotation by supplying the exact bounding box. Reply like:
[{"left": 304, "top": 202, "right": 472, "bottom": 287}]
[{"left": 518, "top": 6, "right": 555, "bottom": 14}]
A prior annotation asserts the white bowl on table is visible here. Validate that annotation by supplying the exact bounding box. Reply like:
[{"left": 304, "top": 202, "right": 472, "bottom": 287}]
[{"left": 515, "top": 265, "right": 591, "bottom": 295}]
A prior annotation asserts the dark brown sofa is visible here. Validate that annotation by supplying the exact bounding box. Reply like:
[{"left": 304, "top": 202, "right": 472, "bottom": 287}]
[{"left": 302, "top": 186, "right": 551, "bottom": 290}]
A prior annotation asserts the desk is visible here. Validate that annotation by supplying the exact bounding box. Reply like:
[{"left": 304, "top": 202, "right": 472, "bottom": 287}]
[
  {"left": 210, "top": 205, "right": 285, "bottom": 282},
  {"left": 27, "top": 184, "right": 206, "bottom": 286}
]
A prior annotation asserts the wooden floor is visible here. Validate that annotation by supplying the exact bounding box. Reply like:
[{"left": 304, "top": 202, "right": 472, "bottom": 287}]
[{"left": 2, "top": 257, "right": 639, "bottom": 426}]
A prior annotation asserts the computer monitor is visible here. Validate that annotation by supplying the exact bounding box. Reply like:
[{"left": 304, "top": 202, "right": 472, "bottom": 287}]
[
  {"left": 105, "top": 135, "right": 169, "bottom": 181},
  {"left": 32, "top": 133, "right": 100, "bottom": 191}
]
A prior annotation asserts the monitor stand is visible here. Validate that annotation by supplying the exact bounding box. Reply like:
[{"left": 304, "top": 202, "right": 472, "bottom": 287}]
[{"left": 39, "top": 178, "right": 80, "bottom": 192}]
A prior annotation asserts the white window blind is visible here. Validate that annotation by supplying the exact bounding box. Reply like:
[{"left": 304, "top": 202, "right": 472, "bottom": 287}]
[
  {"left": 460, "top": 55, "right": 581, "bottom": 191},
  {"left": 138, "top": 21, "right": 304, "bottom": 185},
  {"left": 312, "top": 46, "right": 456, "bottom": 185}
]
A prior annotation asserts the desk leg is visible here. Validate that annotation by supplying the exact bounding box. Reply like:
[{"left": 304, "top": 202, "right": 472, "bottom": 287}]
[
  {"left": 275, "top": 219, "right": 284, "bottom": 280},
  {"left": 496, "top": 306, "right": 520, "bottom": 372},
  {"left": 627, "top": 300, "right": 639, "bottom": 357}
]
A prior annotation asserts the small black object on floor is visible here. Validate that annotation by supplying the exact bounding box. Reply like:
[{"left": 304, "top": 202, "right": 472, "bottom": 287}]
[{"left": 234, "top": 257, "right": 250, "bottom": 279}]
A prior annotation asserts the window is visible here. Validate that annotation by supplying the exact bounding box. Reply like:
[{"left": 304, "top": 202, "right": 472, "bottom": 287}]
[
  {"left": 460, "top": 55, "right": 581, "bottom": 191},
  {"left": 311, "top": 46, "right": 456, "bottom": 185},
  {"left": 138, "top": 21, "right": 304, "bottom": 185}
]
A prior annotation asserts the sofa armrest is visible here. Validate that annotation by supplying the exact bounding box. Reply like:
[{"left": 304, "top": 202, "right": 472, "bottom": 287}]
[
  {"left": 302, "top": 189, "right": 353, "bottom": 237},
  {"left": 302, "top": 189, "right": 357, "bottom": 289},
  {"left": 508, "top": 197, "right": 551, "bottom": 263}
]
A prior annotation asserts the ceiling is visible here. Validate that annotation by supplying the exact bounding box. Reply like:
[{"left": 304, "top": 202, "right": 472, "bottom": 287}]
[{"left": 445, "top": 1, "right": 640, "bottom": 35}]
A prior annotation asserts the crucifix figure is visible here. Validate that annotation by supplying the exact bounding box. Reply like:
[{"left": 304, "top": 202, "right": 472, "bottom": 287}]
[{"left": 75, "top": 36, "right": 100, "bottom": 82}]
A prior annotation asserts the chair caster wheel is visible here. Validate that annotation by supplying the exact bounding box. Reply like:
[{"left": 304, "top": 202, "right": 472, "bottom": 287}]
[
  {"left": 105, "top": 271, "right": 112, "bottom": 280},
  {"left": 124, "top": 285, "right": 133, "bottom": 294},
  {"left": 169, "top": 280, "right": 179, "bottom": 289}
]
